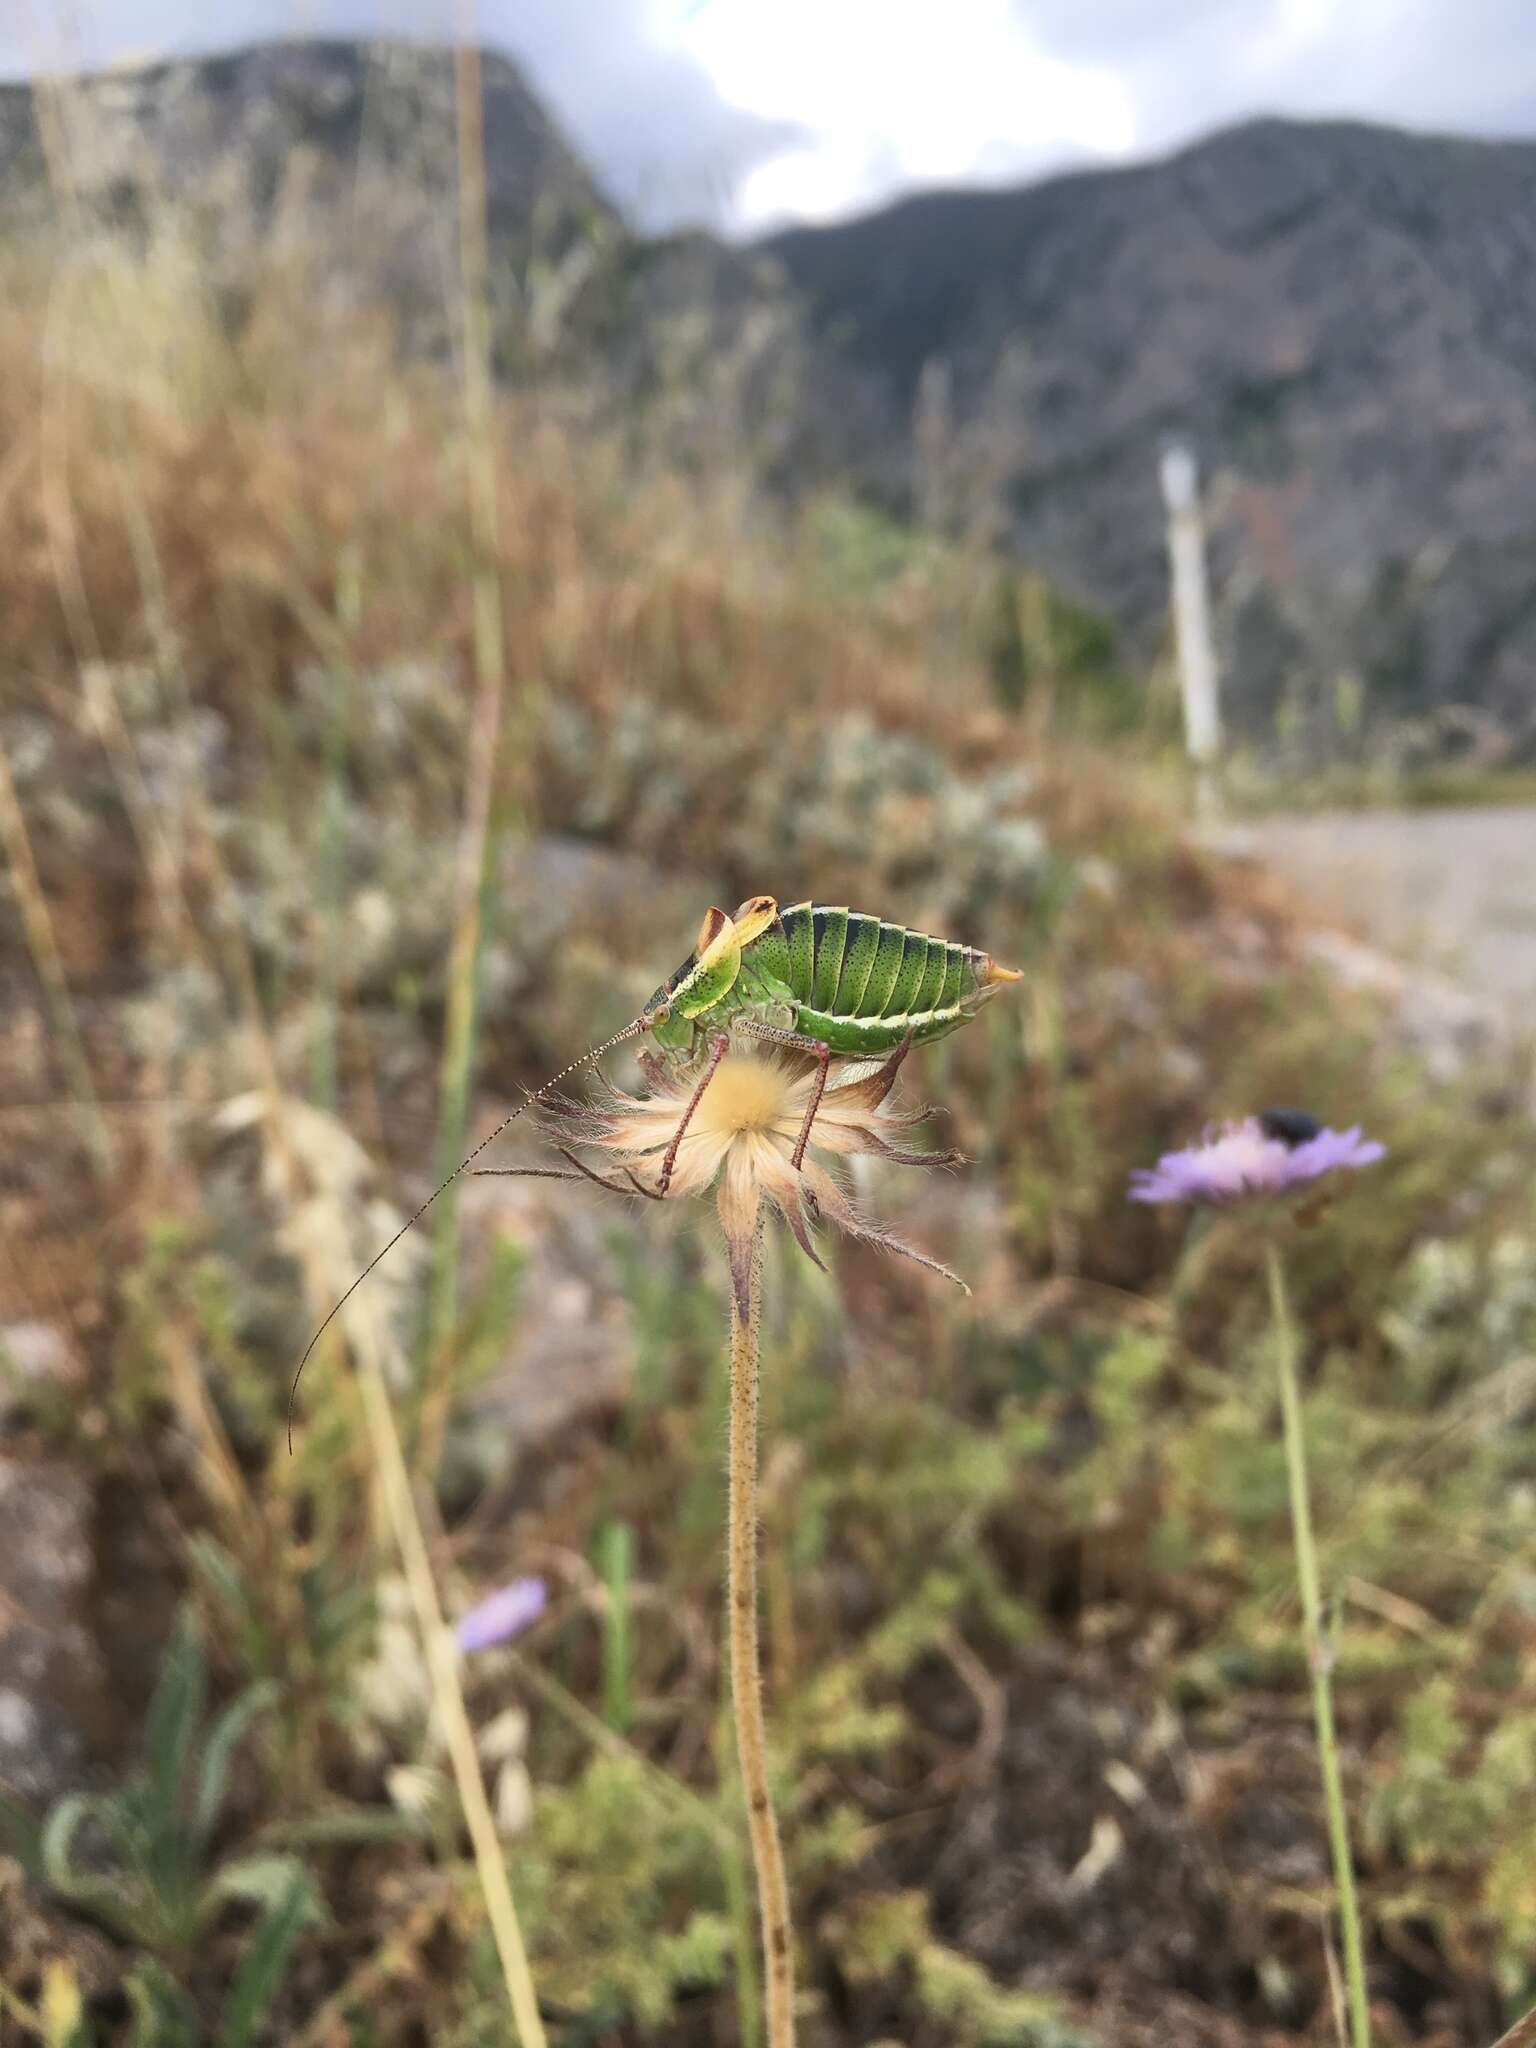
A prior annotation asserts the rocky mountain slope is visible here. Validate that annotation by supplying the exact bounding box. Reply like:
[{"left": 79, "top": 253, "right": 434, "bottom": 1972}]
[
  {"left": 0, "top": 39, "right": 616, "bottom": 357},
  {"left": 767, "top": 117, "right": 1536, "bottom": 758},
  {"left": 5, "top": 42, "right": 1536, "bottom": 756},
  {"left": 0, "top": 40, "right": 828, "bottom": 484}
]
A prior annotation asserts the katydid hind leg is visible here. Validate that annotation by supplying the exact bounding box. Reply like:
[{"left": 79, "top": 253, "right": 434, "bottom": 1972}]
[
  {"left": 734, "top": 1019, "right": 835, "bottom": 1058},
  {"left": 792, "top": 1039, "right": 832, "bottom": 1173}
]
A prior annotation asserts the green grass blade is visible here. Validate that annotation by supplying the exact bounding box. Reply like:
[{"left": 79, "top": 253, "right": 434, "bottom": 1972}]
[
  {"left": 145, "top": 1609, "right": 207, "bottom": 1821},
  {"left": 0, "top": 1784, "right": 45, "bottom": 1877},
  {"left": 125, "top": 1959, "right": 199, "bottom": 2048},
  {"left": 194, "top": 1680, "right": 280, "bottom": 1856},
  {"left": 219, "top": 1871, "right": 315, "bottom": 2048},
  {"left": 599, "top": 1519, "right": 635, "bottom": 1736},
  {"left": 40, "top": 1794, "right": 146, "bottom": 1945}
]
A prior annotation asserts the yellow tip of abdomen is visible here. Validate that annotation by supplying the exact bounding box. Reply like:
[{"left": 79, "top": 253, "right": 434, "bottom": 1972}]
[{"left": 983, "top": 958, "right": 1024, "bottom": 985}]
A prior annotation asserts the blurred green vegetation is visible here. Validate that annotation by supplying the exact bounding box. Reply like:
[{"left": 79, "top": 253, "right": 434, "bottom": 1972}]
[{"left": 0, "top": 184, "right": 1534, "bottom": 2048}]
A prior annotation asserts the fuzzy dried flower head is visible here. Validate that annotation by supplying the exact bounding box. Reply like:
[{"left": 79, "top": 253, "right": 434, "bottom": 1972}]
[
  {"left": 544, "top": 1040, "right": 969, "bottom": 1315},
  {"left": 1130, "top": 1109, "right": 1385, "bottom": 1208}
]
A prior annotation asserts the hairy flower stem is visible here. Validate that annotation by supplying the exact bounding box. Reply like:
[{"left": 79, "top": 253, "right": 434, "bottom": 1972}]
[
  {"left": 1267, "top": 1243, "right": 1371, "bottom": 2048},
  {"left": 727, "top": 1227, "right": 796, "bottom": 2048}
]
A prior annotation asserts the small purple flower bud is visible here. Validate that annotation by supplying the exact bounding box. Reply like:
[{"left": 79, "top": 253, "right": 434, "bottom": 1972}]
[{"left": 454, "top": 1577, "right": 548, "bottom": 1654}]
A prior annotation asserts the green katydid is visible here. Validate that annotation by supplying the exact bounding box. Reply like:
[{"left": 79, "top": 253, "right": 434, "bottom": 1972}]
[{"left": 289, "top": 894, "right": 1020, "bottom": 1439}]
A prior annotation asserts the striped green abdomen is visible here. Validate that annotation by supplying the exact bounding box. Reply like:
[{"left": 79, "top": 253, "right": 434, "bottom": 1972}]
[{"left": 746, "top": 902, "right": 1000, "bottom": 1053}]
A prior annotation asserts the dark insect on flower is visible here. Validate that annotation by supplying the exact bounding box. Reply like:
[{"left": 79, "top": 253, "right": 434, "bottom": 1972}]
[{"left": 1258, "top": 1108, "right": 1324, "bottom": 1148}]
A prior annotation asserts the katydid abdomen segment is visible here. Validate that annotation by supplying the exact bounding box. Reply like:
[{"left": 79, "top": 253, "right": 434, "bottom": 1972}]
[{"left": 746, "top": 902, "right": 1014, "bottom": 1053}]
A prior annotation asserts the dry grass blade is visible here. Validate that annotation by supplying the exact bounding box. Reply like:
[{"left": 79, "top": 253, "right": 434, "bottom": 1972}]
[
  {"left": 1490, "top": 2008, "right": 1536, "bottom": 2048},
  {"left": 424, "top": 28, "right": 519, "bottom": 1377},
  {"left": 354, "top": 1349, "right": 549, "bottom": 2048},
  {"left": 231, "top": 1085, "right": 544, "bottom": 2034}
]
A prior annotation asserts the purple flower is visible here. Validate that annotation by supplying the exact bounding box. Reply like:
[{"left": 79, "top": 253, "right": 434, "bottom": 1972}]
[
  {"left": 454, "top": 1577, "right": 548, "bottom": 1654},
  {"left": 1129, "top": 1110, "right": 1385, "bottom": 1208}
]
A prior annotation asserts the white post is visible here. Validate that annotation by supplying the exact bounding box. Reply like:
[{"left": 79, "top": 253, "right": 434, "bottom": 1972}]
[{"left": 1159, "top": 442, "right": 1221, "bottom": 816}]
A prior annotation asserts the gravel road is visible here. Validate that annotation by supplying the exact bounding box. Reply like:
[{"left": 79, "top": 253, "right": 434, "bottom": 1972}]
[{"left": 1245, "top": 806, "right": 1536, "bottom": 1010}]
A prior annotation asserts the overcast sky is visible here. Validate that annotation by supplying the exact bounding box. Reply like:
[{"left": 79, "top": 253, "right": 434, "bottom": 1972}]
[{"left": 6, "top": 1, "right": 1536, "bottom": 234}]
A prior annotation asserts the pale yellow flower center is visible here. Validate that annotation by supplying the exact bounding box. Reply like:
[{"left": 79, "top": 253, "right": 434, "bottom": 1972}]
[{"left": 691, "top": 1055, "right": 797, "bottom": 1143}]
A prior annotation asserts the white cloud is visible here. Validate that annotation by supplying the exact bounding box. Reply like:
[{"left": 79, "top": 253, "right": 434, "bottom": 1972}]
[
  {"left": 478, "top": 0, "right": 807, "bottom": 228},
  {"left": 681, "top": 0, "right": 1135, "bottom": 229},
  {"left": 1022, "top": 0, "right": 1536, "bottom": 160}
]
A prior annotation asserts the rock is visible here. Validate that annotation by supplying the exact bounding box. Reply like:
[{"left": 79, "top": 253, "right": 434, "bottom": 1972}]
[
  {"left": 0, "top": 1322, "right": 87, "bottom": 1429},
  {"left": 0, "top": 41, "right": 614, "bottom": 359},
  {"left": 492, "top": 832, "right": 719, "bottom": 1043},
  {"left": 1223, "top": 807, "right": 1535, "bottom": 1078},
  {"left": 1085, "top": 967, "right": 1161, "bottom": 1035},
  {"left": 500, "top": 835, "right": 710, "bottom": 941},
  {"left": 1303, "top": 929, "right": 1509, "bottom": 1083},
  {"left": 448, "top": 1163, "right": 636, "bottom": 1496},
  {"left": 0, "top": 1460, "right": 106, "bottom": 1809}
]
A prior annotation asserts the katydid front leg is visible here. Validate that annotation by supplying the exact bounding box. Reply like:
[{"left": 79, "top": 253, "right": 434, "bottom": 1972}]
[{"left": 657, "top": 1031, "right": 731, "bottom": 1196}]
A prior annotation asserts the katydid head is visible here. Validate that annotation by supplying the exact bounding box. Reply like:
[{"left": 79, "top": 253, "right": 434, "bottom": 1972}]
[{"left": 643, "top": 894, "right": 780, "bottom": 1028}]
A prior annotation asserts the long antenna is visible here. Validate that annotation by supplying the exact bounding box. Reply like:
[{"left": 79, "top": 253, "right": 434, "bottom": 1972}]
[{"left": 287, "top": 1013, "right": 650, "bottom": 1449}]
